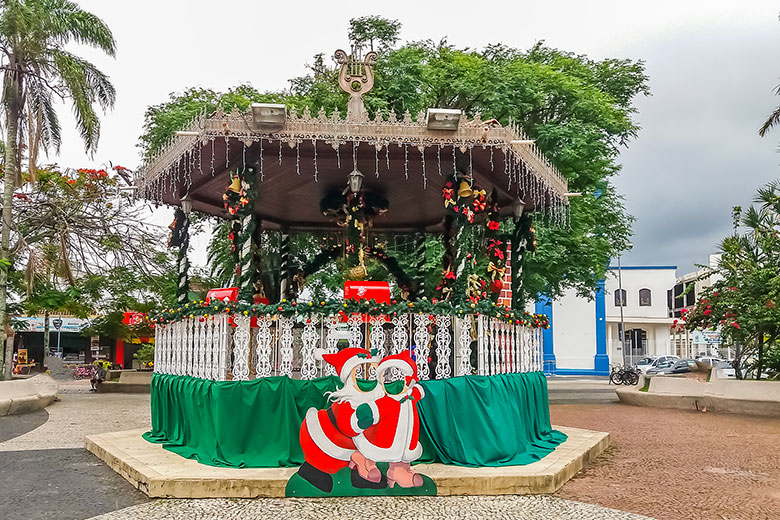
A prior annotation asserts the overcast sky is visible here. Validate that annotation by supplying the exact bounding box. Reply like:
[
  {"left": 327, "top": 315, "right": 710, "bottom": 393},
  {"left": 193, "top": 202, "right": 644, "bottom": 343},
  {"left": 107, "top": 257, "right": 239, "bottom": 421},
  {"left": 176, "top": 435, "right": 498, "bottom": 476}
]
[{"left": 49, "top": 0, "right": 780, "bottom": 274}]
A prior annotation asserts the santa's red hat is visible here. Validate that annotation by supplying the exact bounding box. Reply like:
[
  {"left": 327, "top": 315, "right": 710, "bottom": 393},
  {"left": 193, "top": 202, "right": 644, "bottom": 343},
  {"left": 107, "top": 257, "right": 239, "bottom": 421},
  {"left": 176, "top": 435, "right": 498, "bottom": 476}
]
[
  {"left": 378, "top": 351, "right": 418, "bottom": 386},
  {"left": 322, "top": 347, "right": 375, "bottom": 382}
]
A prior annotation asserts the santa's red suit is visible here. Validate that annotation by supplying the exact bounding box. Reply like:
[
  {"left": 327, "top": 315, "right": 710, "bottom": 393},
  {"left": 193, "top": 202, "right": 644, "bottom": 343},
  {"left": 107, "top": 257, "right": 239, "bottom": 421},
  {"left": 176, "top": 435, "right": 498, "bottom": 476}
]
[
  {"left": 355, "top": 351, "right": 425, "bottom": 464},
  {"left": 299, "top": 348, "right": 380, "bottom": 474}
]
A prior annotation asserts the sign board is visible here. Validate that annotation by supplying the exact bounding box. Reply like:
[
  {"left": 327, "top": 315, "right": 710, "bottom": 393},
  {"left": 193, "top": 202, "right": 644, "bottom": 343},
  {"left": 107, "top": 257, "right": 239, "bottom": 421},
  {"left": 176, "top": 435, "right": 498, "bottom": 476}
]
[
  {"left": 692, "top": 329, "right": 722, "bottom": 345},
  {"left": 17, "top": 348, "right": 28, "bottom": 364},
  {"left": 52, "top": 318, "right": 63, "bottom": 330},
  {"left": 16, "top": 317, "right": 89, "bottom": 333}
]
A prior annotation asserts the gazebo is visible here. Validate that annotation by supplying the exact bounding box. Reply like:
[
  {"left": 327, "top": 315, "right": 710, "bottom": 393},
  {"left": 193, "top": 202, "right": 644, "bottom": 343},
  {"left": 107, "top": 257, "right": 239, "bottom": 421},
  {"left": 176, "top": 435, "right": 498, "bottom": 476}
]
[{"left": 137, "top": 49, "right": 571, "bottom": 496}]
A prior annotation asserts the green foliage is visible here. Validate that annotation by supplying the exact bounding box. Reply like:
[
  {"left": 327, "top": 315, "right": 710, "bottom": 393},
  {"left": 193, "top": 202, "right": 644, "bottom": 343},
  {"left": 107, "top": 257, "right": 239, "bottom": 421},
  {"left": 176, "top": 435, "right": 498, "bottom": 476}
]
[
  {"left": 139, "top": 86, "right": 292, "bottom": 161},
  {"left": 348, "top": 16, "right": 401, "bottom": 53},
  {"left": 133, "top": 343, "right": 155, "bottom": 365},
  {"left": 0, "top": 0, "right": 117, "bottom": 155}
]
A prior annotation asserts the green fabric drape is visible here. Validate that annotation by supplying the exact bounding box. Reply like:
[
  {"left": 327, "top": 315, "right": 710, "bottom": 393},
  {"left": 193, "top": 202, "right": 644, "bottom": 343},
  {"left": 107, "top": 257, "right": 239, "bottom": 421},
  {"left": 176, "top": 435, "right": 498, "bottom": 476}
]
[
  {"left": 143, "top": 372, "right": 566, "bottom": 468},
  {"left": 416, "top": 372, "right": 566, "bottom": 466}
]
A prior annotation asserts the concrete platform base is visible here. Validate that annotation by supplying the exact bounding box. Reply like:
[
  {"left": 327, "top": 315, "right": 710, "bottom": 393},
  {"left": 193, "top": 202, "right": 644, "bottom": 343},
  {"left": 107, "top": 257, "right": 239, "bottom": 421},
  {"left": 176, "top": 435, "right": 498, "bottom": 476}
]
[
  {"left": 85, "top": 426, "right": 609, "bottom": 498},
  {"left": 0, "top": 374, "right": 58, "bottom": 416},
  {"left": 617, "top": 386, "right": 780, "bottom": 416}
]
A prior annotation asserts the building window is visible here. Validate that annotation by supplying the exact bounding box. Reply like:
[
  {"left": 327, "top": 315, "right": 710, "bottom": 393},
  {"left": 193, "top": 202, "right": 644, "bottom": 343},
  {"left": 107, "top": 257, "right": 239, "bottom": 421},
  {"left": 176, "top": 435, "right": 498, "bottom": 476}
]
[
  {"left": 639, "top": 288, "right": 652, "bottom": 306},
  {"left": 685, "top": 283, "right": 696, "bottom": 306},
  {"left": 674, "top": 283, "right": 684, "bottom": 309},
  {"left": 615, "top": 288, "right": 627, "bottom": 307}
]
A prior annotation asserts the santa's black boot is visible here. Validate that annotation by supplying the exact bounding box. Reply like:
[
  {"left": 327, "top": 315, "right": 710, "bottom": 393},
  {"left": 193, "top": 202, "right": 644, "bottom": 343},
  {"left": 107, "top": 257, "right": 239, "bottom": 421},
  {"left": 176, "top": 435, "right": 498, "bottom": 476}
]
[
  {"left": 350, "top": 467, "right": 388, "bottom": 489},
  {"left": 297, "top": 462, "right": 333, "bottom": 493}
]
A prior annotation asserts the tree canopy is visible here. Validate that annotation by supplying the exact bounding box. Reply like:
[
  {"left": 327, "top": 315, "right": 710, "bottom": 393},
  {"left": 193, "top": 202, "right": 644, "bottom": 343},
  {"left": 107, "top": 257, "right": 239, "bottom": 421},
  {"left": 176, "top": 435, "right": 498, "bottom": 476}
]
[{"left": 139, "top": 17, "right": 647, "bottom": 301}]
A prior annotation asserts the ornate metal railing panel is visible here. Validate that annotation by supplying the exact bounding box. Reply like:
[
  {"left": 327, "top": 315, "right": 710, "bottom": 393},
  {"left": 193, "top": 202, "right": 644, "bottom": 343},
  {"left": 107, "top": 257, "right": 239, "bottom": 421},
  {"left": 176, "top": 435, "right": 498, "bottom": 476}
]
[{"left": 153, "top": 312, "right": 544, "bottom": 381}]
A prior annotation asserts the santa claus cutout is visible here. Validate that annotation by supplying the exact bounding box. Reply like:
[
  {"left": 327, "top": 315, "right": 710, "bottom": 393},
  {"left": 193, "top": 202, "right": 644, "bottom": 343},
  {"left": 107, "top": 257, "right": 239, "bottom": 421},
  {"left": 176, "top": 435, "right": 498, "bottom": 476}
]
[
  {"left": 297, "top": 347, "right": 384, "bottom": 492},
  {"left": 295, "top": 347, "right": 429, "bottom": 494},
  {"left": 357, "top": 351, "right": 426, "bottom": 488}
]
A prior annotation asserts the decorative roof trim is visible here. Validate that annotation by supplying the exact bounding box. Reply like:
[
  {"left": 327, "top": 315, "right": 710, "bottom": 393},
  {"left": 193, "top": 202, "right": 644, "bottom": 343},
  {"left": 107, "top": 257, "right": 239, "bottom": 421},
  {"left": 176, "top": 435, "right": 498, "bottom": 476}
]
[{"left": 136, "top": 107, "right": 568, "bottom": 198}]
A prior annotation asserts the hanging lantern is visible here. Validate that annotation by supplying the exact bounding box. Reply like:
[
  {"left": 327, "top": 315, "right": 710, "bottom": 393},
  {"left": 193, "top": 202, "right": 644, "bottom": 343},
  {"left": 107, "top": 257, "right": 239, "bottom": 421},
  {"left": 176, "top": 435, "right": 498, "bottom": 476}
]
[
  {"left": 458, "top": 180, "right": 473, "bottom": 198},
  {"left": 228, "top": 176, "right": 242, "bottom": 193},
  {"left": 348, "top": 169, "right": 364, "bottom": 193}
]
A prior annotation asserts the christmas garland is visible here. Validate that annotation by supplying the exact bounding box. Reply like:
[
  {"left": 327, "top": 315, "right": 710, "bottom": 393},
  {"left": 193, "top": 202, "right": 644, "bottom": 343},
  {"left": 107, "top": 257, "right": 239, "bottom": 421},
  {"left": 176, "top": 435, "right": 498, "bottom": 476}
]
[
  {"left": 442, "top": 177, "right": 489, "bottom": 224},
  {"left": 483, "top": 190, "right": 505, "bottom": 301},
  {"left": 151, "top": 297, "right": 549, "bottom": 328},
  {"left": 366, "top": 246, "right": 418, "bottom": 300}
]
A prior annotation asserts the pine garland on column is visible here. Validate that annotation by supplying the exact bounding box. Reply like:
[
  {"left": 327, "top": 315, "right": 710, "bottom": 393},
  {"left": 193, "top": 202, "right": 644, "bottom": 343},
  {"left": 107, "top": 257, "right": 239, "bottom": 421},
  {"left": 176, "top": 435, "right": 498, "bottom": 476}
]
[
  {"left": 252, "top": 216, "right": 265, "bottom": 302},
  {"left": 279, "top": 227, "right": 291, "bottom": 300},
  {"left": 168, "top": 208, "right": 190, "bottom": 305},
  {"left": 238, "top": 156, "right": 259, "bottom": 303},
  {"left": 414, "top": 231, "right": 426, "bottom": 299}
]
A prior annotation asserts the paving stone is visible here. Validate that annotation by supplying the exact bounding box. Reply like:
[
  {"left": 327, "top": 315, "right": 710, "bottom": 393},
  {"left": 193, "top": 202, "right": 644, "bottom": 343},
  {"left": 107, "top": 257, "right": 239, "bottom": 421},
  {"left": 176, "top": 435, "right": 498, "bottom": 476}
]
[{"left": 84, "top": 495, "right": 654, "bottom": 520}]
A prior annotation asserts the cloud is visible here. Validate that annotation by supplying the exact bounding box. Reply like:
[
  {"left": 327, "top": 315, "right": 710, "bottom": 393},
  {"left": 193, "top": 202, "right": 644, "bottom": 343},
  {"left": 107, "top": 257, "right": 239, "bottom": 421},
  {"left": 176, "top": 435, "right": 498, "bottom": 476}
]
[{"left": 614, "top": 21, "right": 780, "bottom": 274}]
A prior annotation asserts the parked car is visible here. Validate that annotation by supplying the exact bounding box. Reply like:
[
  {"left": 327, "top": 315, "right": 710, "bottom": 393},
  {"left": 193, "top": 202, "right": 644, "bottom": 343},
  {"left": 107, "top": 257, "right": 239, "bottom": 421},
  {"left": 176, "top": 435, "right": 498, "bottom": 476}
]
[
  {"left": 652, "top": 358, "right": 698, "bottom": 375},
  {"left": 646, "top": 359, "right": 676, "bottom": 374},
  {"left": 695, "top": 356, "right": 723, "bottom": 371},
  {"left": 713, "top": 361, "right": 773, "bottom": 379},
  {"left": 636, "top": 355, "right": 680, "bottom": 373}
]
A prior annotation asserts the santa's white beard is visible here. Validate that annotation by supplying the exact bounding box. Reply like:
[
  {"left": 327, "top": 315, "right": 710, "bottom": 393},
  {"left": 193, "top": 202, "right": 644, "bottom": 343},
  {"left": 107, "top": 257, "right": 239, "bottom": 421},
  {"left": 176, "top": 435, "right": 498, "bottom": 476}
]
[{"left": 327, "top": 381, "right": 384, "bottom": 405}]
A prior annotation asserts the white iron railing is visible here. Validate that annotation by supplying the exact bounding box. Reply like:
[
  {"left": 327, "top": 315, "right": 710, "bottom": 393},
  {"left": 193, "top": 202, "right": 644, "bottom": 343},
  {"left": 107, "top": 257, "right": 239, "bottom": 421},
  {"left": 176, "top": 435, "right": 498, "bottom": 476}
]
[{"left": 153, "top": 312, "right": 543, "bottom": 381}]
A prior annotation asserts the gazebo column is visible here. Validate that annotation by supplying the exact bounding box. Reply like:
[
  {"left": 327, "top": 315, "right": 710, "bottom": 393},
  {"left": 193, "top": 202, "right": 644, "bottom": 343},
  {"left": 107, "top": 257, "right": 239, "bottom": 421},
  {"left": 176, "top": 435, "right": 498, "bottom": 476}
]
[
  {"left": 237, "top": 154, "right": 259, "bottom": 302},
  {"left": 252, "top": 216, "right": 264, "bottom": 301},
  {"left": 414, "top": 231, "right": 426, "bottom": 299},
  {"left": 279, "top": 227, "right": 292, "bottom": 300},
  {"left": 511, "top": 213, "right": 535, "bottom": 309},
  {"left": 172, "top": 208, "right": 190, "bottom": 305}
]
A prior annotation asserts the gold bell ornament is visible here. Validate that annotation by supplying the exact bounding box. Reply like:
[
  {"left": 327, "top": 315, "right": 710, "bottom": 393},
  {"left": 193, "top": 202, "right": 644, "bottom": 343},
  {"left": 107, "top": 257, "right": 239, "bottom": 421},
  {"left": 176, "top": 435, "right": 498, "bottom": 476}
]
[
  {"left": 228, "top": 176, "right": 242, "bottom": 193},
  {"left": 458, "top": 180, "right": 473, "bottom": 198}
]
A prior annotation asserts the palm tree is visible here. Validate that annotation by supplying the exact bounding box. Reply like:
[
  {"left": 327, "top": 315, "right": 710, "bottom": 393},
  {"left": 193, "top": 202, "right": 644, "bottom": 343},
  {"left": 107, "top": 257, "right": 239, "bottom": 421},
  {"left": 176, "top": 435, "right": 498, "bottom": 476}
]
[{"left": 0, "top": 0, "right": 116, "bottom": 379}]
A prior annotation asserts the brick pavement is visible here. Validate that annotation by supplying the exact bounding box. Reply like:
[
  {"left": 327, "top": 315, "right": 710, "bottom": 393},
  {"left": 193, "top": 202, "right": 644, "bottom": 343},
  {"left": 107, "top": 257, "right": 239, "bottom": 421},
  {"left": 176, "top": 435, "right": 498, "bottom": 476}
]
[{"left": 551, "top": 403, "right": 780, "bottom": 520}]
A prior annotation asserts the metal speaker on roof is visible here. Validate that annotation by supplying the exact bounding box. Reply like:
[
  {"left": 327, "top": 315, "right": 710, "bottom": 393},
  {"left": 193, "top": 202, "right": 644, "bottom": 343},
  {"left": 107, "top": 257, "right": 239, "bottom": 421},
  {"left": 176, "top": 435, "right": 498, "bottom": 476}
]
[
  {"left": 251, "top": 103, "right": 287, "bottom": 130},
  {"left": 426, "top": 108, "right": 461, "bottom": 131}
]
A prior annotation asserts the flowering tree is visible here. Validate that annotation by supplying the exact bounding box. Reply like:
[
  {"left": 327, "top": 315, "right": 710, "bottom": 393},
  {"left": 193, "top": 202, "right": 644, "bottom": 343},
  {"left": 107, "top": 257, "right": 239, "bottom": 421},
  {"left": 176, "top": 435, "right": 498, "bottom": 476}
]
[
  {"left": 10, "top": 166, "right": 174, "bottom": 354},
  {"left": 682, "top": 181, "right": 780, "bottom": 379}
]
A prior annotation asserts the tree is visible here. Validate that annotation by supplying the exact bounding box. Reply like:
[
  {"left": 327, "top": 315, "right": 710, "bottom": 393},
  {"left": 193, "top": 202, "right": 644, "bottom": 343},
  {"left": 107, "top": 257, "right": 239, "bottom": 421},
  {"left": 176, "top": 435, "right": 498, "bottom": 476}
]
[
  {"left": 347, "top": 16, "right": 401, "bottom": 53},
  {"left": 10, "top": 166, "right": 173, "bottom": 360},
  {"left": 138, "top": 20, "right": 646, "bottom": 303},
  {"left": 683, "top": 180, "right": 780, "bottom": 379},
  {"left": 0, "top": 0, "right": 116, "bottom": 378}
]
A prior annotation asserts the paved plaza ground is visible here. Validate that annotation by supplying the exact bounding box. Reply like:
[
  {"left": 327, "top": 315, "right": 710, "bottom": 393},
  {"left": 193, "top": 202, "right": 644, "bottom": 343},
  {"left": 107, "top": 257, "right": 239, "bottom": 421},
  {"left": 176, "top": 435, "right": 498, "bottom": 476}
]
[{"left": 1, "top": 378, "right": 777, "bottom": 519}]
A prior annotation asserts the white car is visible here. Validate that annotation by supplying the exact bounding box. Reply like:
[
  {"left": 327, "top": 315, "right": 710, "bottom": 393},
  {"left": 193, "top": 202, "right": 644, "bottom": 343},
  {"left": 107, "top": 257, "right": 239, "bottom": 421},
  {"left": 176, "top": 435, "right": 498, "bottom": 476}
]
[{"left": 636, "top": 355, "right": 680, "bottom": 374}]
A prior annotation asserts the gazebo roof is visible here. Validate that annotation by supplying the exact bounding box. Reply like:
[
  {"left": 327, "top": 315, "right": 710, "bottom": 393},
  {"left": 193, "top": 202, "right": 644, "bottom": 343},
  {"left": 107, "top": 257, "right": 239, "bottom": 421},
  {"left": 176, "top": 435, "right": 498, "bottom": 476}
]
[{"left": 135, "top": 53, "right": 569, "bottom": 232}]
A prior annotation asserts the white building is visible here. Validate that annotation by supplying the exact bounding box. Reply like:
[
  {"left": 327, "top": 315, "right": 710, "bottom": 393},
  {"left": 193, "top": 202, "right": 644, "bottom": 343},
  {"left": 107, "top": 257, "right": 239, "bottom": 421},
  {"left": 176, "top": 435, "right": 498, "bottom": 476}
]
[
  {"left": 669, "top": 254, "right": 723, "bottom": 358},
  {"left": 536, "top": 265, "right": 677, "bottom": 375}
]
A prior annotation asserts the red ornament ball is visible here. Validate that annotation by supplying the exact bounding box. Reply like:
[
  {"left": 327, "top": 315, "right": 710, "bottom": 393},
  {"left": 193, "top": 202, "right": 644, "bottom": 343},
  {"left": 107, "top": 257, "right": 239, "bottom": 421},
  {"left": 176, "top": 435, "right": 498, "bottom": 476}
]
[{"left": 489, "top": 279, "right": 503, "bottom": 293}]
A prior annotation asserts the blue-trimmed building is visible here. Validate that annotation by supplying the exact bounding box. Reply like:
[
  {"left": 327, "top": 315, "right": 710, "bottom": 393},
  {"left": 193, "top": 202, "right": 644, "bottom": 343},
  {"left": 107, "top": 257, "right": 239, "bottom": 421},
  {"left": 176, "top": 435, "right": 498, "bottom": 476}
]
[{"left": 537, "top": 266, "right": 678, "bottom": 376}]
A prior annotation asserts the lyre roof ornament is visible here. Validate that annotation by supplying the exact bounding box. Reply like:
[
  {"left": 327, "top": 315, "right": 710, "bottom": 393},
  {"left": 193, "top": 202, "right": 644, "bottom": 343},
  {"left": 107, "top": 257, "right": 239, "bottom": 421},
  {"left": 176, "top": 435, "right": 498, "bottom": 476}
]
[{"left": 334, "top": 47, "right": 377, "bottom": 122}]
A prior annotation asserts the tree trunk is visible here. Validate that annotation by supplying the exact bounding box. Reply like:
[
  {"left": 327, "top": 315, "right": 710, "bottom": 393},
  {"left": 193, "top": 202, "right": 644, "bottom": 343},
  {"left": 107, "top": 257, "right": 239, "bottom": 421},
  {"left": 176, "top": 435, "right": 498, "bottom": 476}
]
[
  {"left": 0, "top": 67, "right": 21, "bottom": 380},
  {"left": 733, "top": 341, "right": 743, "bottom": 380},
  {"left": 756, "top": 333, "right": 765, "bottom": 380},
  {"left": 43, "top": 309, "right": 50, "bottom": 355}
]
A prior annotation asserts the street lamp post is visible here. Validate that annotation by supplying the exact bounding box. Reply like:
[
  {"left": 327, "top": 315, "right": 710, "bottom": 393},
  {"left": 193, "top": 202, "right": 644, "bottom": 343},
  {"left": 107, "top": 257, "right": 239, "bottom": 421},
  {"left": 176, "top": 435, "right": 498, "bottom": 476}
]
[
  {"left": 52, "top": 314, "right": 63, "bottom": 356},
  {"left": 616, "top": 242, "right": 633, "bottom": 366}
]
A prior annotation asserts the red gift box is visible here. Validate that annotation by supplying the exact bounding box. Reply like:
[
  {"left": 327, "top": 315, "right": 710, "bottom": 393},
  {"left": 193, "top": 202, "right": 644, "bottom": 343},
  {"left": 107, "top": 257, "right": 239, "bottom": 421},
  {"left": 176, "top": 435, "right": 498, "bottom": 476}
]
[
  {"left": 206, "top": 287, "right": 238, "bottom": 303},
  {"left": 343, "top": 281, "right": 391, "bottom": 304}
]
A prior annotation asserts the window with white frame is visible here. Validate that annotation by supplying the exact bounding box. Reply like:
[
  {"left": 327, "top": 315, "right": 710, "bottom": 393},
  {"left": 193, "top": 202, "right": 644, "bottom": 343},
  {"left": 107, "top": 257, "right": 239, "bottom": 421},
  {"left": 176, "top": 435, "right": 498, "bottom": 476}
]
[{"left": 615, "top": 288, "right": 627, "bottom": 307}]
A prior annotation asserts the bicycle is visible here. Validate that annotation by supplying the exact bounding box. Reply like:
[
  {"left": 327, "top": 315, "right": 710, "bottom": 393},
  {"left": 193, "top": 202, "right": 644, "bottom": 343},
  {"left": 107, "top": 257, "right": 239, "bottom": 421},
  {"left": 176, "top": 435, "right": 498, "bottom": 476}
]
[{"left": 609, "top": 365, "right": 640, "bottom": 385}]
